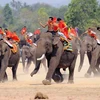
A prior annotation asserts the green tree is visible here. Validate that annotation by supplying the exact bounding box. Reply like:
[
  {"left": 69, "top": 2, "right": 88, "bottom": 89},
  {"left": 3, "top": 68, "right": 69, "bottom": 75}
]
[
  {"left": 38, "top": 7, "right": 49, "bottom": 24},
  {"left": 59, "top": 6, "right": 68, "bottom": 19},
  {"left": 64, "top": 0, "right": 99, "bottom": 31},
  {"left": 3, "top": 4, "right": 13, "bottom": 27}
]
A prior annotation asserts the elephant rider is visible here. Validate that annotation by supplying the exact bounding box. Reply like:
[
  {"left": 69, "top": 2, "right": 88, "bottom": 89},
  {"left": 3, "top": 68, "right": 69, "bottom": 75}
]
[
  {"left": 84, "top": 28, "right": 100, "bottom": 45},
  {"left": 21, "top": 26, "right": 27, "bottom": 35},
  {"left": 57, "top": 18, "right": 72, "bottom": 40},
  {"left": 3, "top": 29, "right": 14, "bottom": 48},
  {"left": 20, "top": 26, "right": 28, "bottom": 40},
  {"left": 11, "top": 31, "right": 20, "bottom": 53},
  {"left": 2, "top": 29, "right": 20, "bottom": 54},
  {"left": 68, "top": 26, "right": 81, "bottom": 41},
  {"left": 12, "top": 31, "right": 20, "bottom": 43},
  {"left": 39, "top": 17, "right": 57, "bottom": 35},
  {"left": 69, "top": 26, "right": 77, "bottom": 37},
  {"left": 51, "top": 18, "right": 70, "bottom": 51},
  {"left": 26, "top": 32, "right": 37, "bottom": 47},
  {"left": 21, "top": 26, "right": 37, "bottom": 47},
  {"left": 33, "top": 28, "right": 41, "bottom": 42}
]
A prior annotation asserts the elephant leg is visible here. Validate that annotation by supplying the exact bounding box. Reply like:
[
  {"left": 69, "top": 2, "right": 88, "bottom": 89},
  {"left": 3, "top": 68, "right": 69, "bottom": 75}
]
[
  {"left": 85, "top": 66, "right": 92, "bottom": 78},
  {"left": 85, "top": 52, "right": 92, "bottom": 77},
  {"left": 22, "top": 53, "right": 26, "bottom": 72},
  {"left": 68, "top": 57, "right": 77, "bottom": 84},
  {"left": 42, "top": 57, "right": 60, "bottom": 85},
  {"left": 0, "top": 60, "right": 8, "bottom": 82},
  {"left": 12, "top": 62, "right": 19, "bottom": 81},
  {"left": 25, "top": 58, "right": 32, "bottom": 73},
  {"left": 90, "top": 50, "right": 98, "bottom": 76},
  {"left": 3, "top": 72, "right": 8, "bottom": 82}
]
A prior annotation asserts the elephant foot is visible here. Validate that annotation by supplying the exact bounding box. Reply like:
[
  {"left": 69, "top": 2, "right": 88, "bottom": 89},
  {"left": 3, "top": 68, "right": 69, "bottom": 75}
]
[
  {"left": 42, "top": 79, "right": 51, "bottom": 85},
  {"left": 84, "top": 73, "right": 91, "bottom": 78},
  {"left": 52, "top": 74, "right": 64, "bottom": 83},
  {"left": 0, "top": 78, "right": 5, "bottom": 83},
  {"left": 67, "top": 80, "right": 74, "bottom": 84}
]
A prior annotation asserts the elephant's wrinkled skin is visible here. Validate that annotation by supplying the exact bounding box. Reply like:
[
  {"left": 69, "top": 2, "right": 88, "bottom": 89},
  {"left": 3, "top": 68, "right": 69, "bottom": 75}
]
[
  {"left": 0, "top": 40, "right": 20, "bottom": 82},
  {"left": 30, "top": 32, "right": 78, "bottom": 85}
]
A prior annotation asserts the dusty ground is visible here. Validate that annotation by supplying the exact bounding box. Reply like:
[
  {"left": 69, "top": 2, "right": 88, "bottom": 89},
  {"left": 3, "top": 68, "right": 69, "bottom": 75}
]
[{"left": 0, "top": 54, "right": 100, "bottom": 100}]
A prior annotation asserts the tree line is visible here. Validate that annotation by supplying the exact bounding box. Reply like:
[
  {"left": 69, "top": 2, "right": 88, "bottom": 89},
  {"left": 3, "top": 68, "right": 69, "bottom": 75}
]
[{"left": 0, "top": 0, "right": 100, "bottom": 35}]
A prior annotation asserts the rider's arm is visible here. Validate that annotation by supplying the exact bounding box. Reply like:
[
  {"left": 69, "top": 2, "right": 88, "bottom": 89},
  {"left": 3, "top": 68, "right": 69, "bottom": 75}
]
[
  {"left": 80, "top": 31, "right": 87, "bottom": 37},
  {"left": 39, "top": 21, "right": 48, "bottom": 28}
]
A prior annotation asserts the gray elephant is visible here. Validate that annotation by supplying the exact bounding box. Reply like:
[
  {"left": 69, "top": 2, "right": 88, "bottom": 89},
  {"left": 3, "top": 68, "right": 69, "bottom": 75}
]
[
  {"left": 30, "top": 32, "right": 78, "bottom": 85},
  {"left": 19, "top": 32, "right": 40, "bottom": 49},
  {"left": 78, "top": 29, "right": 100, "bottom": 77},
  {"left": 21, "top": 45, "right": 47, "bottom": 73},
  {"left": 0, "top": 40, "right": 20, "bottom": 82}
]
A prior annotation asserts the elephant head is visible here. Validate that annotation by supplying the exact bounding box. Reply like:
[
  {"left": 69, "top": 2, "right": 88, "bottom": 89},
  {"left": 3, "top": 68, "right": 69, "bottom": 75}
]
[
  {"left": 21, "top": 45, "right": 36, "bottom": 72},
  {"left": 30, "top": 32, "right": 61, "bottom": 77},
  {"left": 78, "top": 35, "right": 97, "bottom": 72},
  {"left": 0, "top": 40, "right": 10, "bottom": 56}
]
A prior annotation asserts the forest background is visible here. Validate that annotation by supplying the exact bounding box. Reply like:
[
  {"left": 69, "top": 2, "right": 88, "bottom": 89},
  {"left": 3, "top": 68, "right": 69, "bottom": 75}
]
[{"left": 0, "top": 0, "right": 100, "bottom": 35}]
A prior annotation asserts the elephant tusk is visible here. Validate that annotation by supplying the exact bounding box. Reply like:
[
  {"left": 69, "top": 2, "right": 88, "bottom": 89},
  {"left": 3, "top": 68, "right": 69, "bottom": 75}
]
[{"left": 37, "top": 54, "right": 45, "bottom": 61}]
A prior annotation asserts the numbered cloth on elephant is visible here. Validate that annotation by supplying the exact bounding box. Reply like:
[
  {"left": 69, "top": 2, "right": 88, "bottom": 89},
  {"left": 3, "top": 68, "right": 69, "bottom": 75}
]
[
  {"left": 11, "top": 43, "right": 18, "bottom": 53},
  {"left": 63, "top": 41, "right": 73, "bottom": 52},
  {"left": 60, "top": 36, "right": 73, "bottom": 52},
  {"left": 66, "top": 43, "right": 73, "bottom": 52}
]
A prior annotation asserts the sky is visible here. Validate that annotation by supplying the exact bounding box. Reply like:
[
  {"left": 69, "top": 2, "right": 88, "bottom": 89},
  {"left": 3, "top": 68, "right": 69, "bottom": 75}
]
[
  {"left": 0, "top": 0, "right": 71, "bottom": 7},
  {"left": 0, "top": 0, "right": 100, "bottom": 7}
]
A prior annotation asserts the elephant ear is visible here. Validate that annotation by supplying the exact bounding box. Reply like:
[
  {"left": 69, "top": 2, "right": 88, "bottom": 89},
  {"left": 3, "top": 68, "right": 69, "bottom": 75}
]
[{"left": 53, "top": 36, "right": 60, "bottom": 45}]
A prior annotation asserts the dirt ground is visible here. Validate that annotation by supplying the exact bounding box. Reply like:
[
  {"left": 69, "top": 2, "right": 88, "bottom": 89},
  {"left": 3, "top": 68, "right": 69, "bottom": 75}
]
[{"left": 0, "top": 54, "right": 100, "bottom": 100}]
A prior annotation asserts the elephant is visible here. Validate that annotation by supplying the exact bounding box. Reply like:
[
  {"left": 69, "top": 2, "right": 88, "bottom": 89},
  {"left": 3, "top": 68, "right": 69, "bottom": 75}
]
[
  {"left": 0, "top": 39, "right": 20, "bottom": 82},
  {"left": 21, "top": 45, "right": 47, "bottom": 73},
  {"left": 78, "top": 29, "right": 100, "bottom": 77},
  {"left": 19, "top": 32, "right": 40, "bottom": 49},
  {"left": 19, "top": 34, "right": 27, "bottom": 49},
  {"left": 30, "top": 32, "right": 78, "bottom": 85}
]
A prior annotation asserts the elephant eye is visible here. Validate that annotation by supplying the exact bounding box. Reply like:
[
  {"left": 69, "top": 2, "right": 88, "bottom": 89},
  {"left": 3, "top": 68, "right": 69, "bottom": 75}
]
[
  {"left": 45, "top": 42, "right": 49, "bottom": 48},
  {"left": 87, "top": 44, "right": 92, "bottom": 47}
]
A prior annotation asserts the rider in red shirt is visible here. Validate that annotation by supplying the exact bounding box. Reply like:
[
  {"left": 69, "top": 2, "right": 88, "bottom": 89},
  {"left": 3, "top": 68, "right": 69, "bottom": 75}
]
[
  {"left": 4, "top": 29, "right": 13, "bottom": 39},
  {"left": 69, "top": 27, "right": 77, "bottom": 37},
  {"left": 57, "top": 18, "right": 71, "bottom": 40},
  {"left": 21, "top": 26, "right": 27, "bottom": 35},
  {"left": 39, "top": 17, "right": 56, "bottom": 35},
  {"left": 34, "top": 28, "right": 41, "bottom": 35},
  {"left": 12, "top": 31, "right": 20, "bottom": 43},
  {"left": 84, "top": 28, "right": 100, "bottom": 45}
]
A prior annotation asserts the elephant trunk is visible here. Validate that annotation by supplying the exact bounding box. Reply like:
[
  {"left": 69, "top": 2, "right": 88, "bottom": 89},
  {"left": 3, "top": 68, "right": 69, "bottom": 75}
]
[
  {"left": 78, "top": 47, "right": 85, "bottom": 72},
  {"left": 30, "top": 60, "right": 41, "bottom": 77}
]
